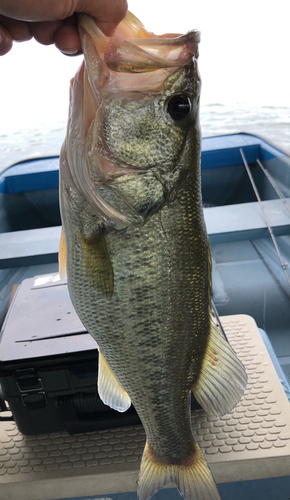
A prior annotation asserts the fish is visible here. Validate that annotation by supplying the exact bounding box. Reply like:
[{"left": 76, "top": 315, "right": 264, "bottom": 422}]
[{"left": 59, "top": 12, "right": 247, "bottom": 500}]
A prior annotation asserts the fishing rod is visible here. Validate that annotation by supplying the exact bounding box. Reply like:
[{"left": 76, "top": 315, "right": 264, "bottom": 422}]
[
  {"left": 240, "top": 148, "right": 290, "bottom": 289},
  {"left": 256, "top": 158, "right": 290, "bottom": 216},
  {"left": 211, "top": 299, "right": 227, "bottom": 340}
]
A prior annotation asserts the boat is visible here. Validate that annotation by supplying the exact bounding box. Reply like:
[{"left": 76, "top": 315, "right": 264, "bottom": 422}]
[{"left": 0, "top": 132, "right": 289, "bottom": 499}]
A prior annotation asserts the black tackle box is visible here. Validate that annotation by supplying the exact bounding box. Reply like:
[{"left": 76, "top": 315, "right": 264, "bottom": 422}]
[
  {"left": 0, "top": 273, "right": 201, "bottom": 435},
  {"left": 0, "top": 273, "right": 143, "bottom": 435}
]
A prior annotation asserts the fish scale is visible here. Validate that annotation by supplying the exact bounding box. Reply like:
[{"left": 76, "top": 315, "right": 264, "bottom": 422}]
[
  {"left": 62, "top": 172, "right": 210, "bottom": 459},
  {"left": 59, "top": 12, "right": 247, "bottom": 500}
]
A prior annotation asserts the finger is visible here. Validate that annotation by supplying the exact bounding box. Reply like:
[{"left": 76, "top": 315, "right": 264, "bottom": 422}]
[
  {"left": 0, "top": 2, "right": 77, "bottom": 22},
  {"left": 0, "top": 16, "right": 31, "bottom": 41},
  {"left": 29, "top": 20, "right": 62, "bottom": 45},
  {"left": 54, "top": 24, "right": 81, "bottom": 55},
  {"left": 0, "top": 0, "right": 128, "bottom": 31},
  {"left": 94, "top": 19, "right": 124, "bottom": 37},
  {"left": 76, "top": 0, "right": 128, "bottom": 36},
  {"left": 0, "top": 25, "right": 12, "bottom": 55}
]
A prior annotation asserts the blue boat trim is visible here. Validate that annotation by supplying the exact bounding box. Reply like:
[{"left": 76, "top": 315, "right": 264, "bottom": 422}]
[
  {"left": 0, "top": 132, "right": 289, "bottom": 499},
  {"left": 0, "top": 133, "right": 288, "bottom": 194},
  {"left": 1, "top": 157, "right": 59, "bottom": 194}
]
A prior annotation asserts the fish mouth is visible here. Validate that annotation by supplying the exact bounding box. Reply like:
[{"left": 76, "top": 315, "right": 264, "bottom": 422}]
[
  {"left": 79, "top": 13, "right": 200, "bottom": 76},
  {"left": 79, "top": 13, "right": 200, "bottom": 94}
]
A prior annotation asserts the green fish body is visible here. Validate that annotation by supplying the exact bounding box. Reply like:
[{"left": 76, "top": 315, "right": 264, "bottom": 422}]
[{"left": 59, "top": 13, "right": 247, "bottom": 500}]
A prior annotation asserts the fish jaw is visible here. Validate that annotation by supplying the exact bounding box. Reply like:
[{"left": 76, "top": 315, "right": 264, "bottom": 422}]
[
  {"left": 78, "top": 12, "right": 200, "bottom": 71},
  {"left": 78, "top": 12, "right": 200, "bottom": 95}
]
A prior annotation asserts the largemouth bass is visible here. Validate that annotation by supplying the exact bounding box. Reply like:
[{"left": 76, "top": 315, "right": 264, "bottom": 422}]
[{"left": 59, "top": 12, "right": 247, "bottom": 500}]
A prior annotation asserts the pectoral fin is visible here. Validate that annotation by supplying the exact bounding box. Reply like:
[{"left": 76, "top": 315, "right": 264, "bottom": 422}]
[
  {"left": 58, "top": 228, "right": 67, "bottom": 281},
  {"left": 98, "top": 350, "right": 131, "bottom": 412},
  {"left": 192, "top": 320, "right": 247, "bottom": 416},
  {"left": 82, "top": 231, "right": 114, "bottom": 298}
]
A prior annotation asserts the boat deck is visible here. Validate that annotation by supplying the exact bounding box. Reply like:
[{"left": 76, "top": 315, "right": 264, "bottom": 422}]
[{"left": 0, "top": 315, "right": 290, "bottom": 500}]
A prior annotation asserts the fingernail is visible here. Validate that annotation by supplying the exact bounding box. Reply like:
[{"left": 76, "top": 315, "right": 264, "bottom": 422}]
[{"left": 61, "top": 47, "right": 79, "bottom": 55}]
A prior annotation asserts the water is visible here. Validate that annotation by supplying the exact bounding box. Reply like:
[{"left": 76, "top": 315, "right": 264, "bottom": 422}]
[
  {"left": 200, "top": 103, "right": 290, "bottom": 153},
  {"left": 0, "top": 122, "right": 66, "bottom": 172},
  {"left": 0, "top": 103, "right": 289, "bottom": 172}
]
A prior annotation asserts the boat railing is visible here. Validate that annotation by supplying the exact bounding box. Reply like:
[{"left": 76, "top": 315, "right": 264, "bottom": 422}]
[
  {"left": 240, "top": 148, "right": 290, "bottom": 289},
  {"left": 255, "top": 158, "right": 290, "bottom": 217}
]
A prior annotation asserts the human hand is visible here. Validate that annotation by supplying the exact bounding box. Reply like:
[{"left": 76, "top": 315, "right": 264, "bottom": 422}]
[{"left": 0, "top": 0, "right": 128, "bottom": 56}]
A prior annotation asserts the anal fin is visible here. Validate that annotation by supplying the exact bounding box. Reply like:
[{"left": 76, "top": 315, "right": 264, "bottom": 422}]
[
  {"left": 192, "top": 320, "right": 247, "bottom": 416},
  {"left": 98, "top": 350, "right": 131, "bottom": 412}
]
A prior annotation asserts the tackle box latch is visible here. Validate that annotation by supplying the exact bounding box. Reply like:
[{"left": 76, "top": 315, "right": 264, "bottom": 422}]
[
  {"left": 15, "top": 368, "right": 43, "bottom": 392},
  {"left": 15, "top": 368, "right": 47, "bottom": 409},
  {"left": 21, "top": 392, "right": 47, "bottom": 409}
]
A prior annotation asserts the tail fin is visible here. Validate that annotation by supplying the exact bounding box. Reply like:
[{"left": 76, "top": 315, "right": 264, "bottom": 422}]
[{"left": 138, "top": 442, "right": 220, "bottom": 500}]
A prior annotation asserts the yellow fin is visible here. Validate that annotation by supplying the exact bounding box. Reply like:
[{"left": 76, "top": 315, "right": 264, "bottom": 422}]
[
  {"left": 138, "top": 442, "right": 220, "bottom": 500},
  {"left": 98, "top": 350, "right": 131, "bottom": 412},
  {"left": 192, "top": 320, "right": 247, "bottom": 416},
  {"left": 82, "top": 232, "right": 114, "bottom": 298},
  {"left": 58, "top": 228, "right": 67, "bottom": 281}
]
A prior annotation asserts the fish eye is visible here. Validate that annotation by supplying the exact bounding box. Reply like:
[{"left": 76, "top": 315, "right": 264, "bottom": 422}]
[{"left": 166, "top": 94, "right": 191, "bottom": 121}]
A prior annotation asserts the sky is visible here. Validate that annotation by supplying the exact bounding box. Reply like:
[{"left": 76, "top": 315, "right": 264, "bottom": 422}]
[
  {"left": 0, "top": 0, "right": 289, "bottom": 133},
  {"left": 131, "top": 0, "right": 290, "bottom": 107}
]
